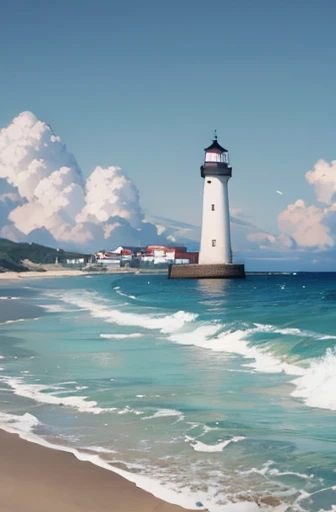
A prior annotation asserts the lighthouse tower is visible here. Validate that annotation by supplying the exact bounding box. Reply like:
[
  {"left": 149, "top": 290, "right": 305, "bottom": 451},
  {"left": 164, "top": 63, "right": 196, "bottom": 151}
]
[
  {"left": 199, "top": 133, "right": 232, "bottom": 265},
  {"left": 168, "top": 133, "right": 245, "bottom": 279}
]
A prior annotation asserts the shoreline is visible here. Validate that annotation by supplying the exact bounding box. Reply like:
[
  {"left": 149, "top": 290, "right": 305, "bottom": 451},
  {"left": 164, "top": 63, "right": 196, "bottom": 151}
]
[
  {"left": 0, "top": 429, "right": 199, "bottom": 512},
  {"left": 0, "top": 268, "right": 168, "bottom": 280}
]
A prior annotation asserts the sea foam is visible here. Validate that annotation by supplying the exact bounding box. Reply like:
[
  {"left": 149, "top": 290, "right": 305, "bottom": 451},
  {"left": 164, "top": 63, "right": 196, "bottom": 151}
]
[
  {"left": 142, "top": 408, "right": 184, "bottom": 420},
  {"left": 172, "top": 321, "right": 336, "bottom": 411},
  {"left": 170, "top": 324, "right": 304, "bottom": 376},
  {"left": 100, "top": 333, "right": 143, "bottom": 339},
  {"left": 0, "top": 376, "right": 116, "bottom": 415},
  {"left": 57, "top": 291, "right": 197, "bottom": 333},
  {"left": 0, "top": 411, "right": 40, "bottom": 434},
  {"left": 185, "top": 435, "right": 245, "bottom": 453},
  {"left": 291, "top": 347, "right": 336, "bottom": 410}
]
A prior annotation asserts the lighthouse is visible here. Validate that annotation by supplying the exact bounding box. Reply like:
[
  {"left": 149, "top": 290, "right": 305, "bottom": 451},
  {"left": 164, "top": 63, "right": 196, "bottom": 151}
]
[
  {"left": 199, "top": 133, "right": 232, "bottom": 265},
  {"left": 168, "top": 133, "right": 245, "bottom": 279}
]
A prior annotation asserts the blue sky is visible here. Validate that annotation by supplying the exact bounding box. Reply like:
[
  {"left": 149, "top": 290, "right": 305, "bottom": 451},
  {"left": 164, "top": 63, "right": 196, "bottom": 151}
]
[{"left": 1, "top": 0, "right": 336, "bottom": 268}]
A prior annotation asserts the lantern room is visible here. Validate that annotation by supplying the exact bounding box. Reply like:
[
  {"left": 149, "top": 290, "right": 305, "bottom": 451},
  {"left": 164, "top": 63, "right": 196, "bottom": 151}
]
[
  {"left": 204, "top": 137, "right": 229, "bottom": 164},
  {"left": 201, "top": 133, "right": 232, "bottom": 178}
]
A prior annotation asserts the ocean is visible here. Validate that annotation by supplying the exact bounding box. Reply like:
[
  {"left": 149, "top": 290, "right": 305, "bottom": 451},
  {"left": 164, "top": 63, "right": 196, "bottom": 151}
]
[{"left": 0, "top": 273, "right": 335, "bottom": 511}]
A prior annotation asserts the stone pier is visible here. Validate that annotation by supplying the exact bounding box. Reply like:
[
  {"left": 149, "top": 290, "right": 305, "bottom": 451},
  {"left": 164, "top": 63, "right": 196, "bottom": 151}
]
[{"left": 168, "top": 263, "right": 245, "bottom": 279}]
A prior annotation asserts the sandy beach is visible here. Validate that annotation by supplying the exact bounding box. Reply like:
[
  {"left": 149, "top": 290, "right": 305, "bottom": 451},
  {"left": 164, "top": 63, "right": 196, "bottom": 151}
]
[
  {"left": 0, "top": 270, "right": 92, "bottom": 280},
  {"left": 0, "top": 268, "right": 167, "bottom": 280},
  {"left": 0, "top": 430, "right": 196, "bottom": 512}
]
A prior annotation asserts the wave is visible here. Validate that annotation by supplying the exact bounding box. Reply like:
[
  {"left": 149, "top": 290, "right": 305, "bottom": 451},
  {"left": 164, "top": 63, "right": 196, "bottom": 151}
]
[
  {"left": 0, "top": 411, "right": 40, "bottom": 434},
  {"left": 142, "top": 408, "right": 184, "bottom": 420},
  {"left": 253, "top": 323, "right": 336, "bottom": 341},
  {"left": 57, "top": 291, "right": 197, "bottom": 333},
  {"left": 82, "top": 445, "right": 117, "bottom": 454},
  {"left": 170, "top": 325, "right": 304, "bottom": 376},
  {"left": 0, "top": 318, "right": 30, "bottom": 326},
  {"left": 113, "top": 286, "right": 137, "bottom": 300},
  {"left": 290, "top": 348, "right": 336, "bottom": 410},
  {"left": 100, "top": 333, "right": 143, "bottom": 339},
  {"left": 171, "top": 322, "right": 336, "bottom": 412},
  {"left": 185, "top": 435, "right": 245, "bottom": 453},
  {"left": 41, "top": 304, "right": 76, "bottom": 313},
  {"left": 0, "top": 376, "right": 116, "bottom": 415},
  {"left": 238, "top": 460, "right": 313, "bottom": 481},
  {"left": 52, "top": 289, "right": 336, "bottom": 412}
]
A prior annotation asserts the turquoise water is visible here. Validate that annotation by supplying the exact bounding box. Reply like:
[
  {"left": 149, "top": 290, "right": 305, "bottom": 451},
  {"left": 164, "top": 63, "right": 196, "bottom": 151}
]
[{"left": 0, "top": 273, "right": 336, "bottom": 511}]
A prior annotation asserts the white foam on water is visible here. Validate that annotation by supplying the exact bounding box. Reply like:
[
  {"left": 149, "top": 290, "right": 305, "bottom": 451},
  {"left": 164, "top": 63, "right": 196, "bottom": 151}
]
[
  {"left": 254, "top": 323, "right": 336, "bottom": 341},
  {"left": 142, "top": 408, "right": 184, "bottom": 420},
  {"left": 117, "top": 406, "right": 143, "bottom": 416},
  {"left": 169, "top": 324, "right": 224, "bottom": 349},
  {"left": 58, "top": 291, "right": 197, "bottom": 333},
  {"left": 114, "top": 286, "right": 137, "bottom": 300},
  {"left": 0, "top": 411, "right": 40, "bottom": 434},
  {"left": 267, "top": 468, "right": 313, "bottom": 480},
  {"left": 0, "top": 376, "right": 116, "bottom": 415},
  {"left": 0, "top": 296, "right": 19, "bottom": 300},
  {"left": 186, "top": 435, "right": 245, "bottom": 453},
  {"left": 238, "top": 460, "right": 313, "bottom": 483},
  {"left": 0, "top": 318, "right": 27, "bottom": 325},
  {"left": 42, "top": 304, "right": 75, "bottom": 313},
  {"left": 173, "top": 323, "right": 336, "bottom": 411},
  {"left": 291, "top": 347, "right": 336, "bottom": 411},
  {"left": 100, "top": 333, "right": 143, "bottom": 339},
  {"left": 83, "top": 445, "right": 117, "bottom": 454},
  {"left": 171, "top": 325, "right": 304, "bottom": 376}
]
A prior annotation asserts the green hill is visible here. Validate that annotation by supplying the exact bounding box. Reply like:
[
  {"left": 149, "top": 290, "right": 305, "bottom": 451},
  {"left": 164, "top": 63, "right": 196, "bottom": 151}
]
[{"left": 0, "top": 238, "right": 90, "bottom": 273}]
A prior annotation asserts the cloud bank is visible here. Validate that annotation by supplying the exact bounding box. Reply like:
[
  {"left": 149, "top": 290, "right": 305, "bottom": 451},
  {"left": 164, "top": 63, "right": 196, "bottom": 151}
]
[{"left": 0, "top": 112, "right": 166, "bottom": 251}]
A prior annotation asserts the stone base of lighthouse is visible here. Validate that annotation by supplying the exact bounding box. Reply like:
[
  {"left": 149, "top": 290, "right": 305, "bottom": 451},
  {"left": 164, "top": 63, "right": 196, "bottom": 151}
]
[{"left": 168, "top": 263, "right": 245, "bottom": 279}]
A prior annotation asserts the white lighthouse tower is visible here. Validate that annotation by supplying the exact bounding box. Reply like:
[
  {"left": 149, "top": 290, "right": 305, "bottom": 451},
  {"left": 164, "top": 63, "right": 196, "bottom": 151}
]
[
  {"left": 199, "top": 133, "right": 232, "bottom": 265},
  {"left": 168, "top": 133, "right": 245, "bottom": 279}
]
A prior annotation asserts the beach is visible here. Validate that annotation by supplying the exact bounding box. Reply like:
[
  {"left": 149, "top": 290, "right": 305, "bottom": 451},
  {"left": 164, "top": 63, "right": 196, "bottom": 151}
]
[
  {"left": 0, "top": 270, "right": 95, "bottom": 280},
  {"left": 0, "top": 268, "right": 167, "bottom": 281},
  {"left": 0, "top": 430, "right": 194, "bottom": 512}
]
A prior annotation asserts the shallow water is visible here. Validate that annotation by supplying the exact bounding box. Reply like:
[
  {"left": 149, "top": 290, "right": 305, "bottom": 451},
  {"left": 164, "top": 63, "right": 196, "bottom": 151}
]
[{"left": 0, "top": 273, "right": 335, "bottom": 511}]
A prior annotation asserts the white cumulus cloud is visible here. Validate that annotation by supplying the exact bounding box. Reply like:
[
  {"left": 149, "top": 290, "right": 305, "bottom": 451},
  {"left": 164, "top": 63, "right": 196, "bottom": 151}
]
[
  {"left": 0, "top": 111, "right": 164, "bottom": 251},
  {"left": 306, "top": 159, "right": 336, "bottom": 204},
  {"left": 77, "top": 166, "right": 142, "bottom": 228},
  {"left": 278, "top": 199, "right": 333, "bottom": 250}
]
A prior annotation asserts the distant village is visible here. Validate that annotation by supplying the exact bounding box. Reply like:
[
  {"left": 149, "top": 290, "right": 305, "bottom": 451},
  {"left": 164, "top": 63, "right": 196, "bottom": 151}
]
[
  {"left": 94, "top": 245, "right": 199, "bottom": 269},
  {"left": 66, "top": 245, "right": 199, "bottom": 269}
]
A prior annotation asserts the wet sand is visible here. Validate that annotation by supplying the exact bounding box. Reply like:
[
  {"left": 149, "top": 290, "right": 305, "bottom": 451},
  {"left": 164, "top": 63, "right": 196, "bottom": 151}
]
[{"left": 0, "top": 430, "right": 197, "bottom": 512}]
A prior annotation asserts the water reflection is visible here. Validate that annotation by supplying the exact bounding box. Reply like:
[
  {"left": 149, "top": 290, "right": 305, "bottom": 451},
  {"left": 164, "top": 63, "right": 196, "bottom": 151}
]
[{"left": 196, "top": 279, "right": 231, "bottom": 297}]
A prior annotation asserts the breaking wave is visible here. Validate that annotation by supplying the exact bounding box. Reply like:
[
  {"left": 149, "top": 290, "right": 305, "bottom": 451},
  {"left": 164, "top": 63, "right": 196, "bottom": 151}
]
[{"left": 56, "top": 290, "right": 197, "bottom": 333}]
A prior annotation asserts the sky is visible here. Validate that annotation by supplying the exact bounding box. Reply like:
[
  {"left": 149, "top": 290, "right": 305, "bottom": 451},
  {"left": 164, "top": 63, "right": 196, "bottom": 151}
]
[{"left": 1, "top": 0, "right": 336, "bottom": 270}]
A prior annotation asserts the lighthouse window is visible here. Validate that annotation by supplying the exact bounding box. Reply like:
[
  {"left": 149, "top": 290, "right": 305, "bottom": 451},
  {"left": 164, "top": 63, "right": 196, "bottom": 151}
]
[
  {"left": 211, "top": 204, "right": 215, "bottom": 211},
  {"left": 207, "top": 180, "right": 211, "bottom": 184},
  {"left": 212, "top": 239, "right": 216, "bottom": 247},
  {"left": 205, "top": 152, "right": 221, "bottom": 163}
]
